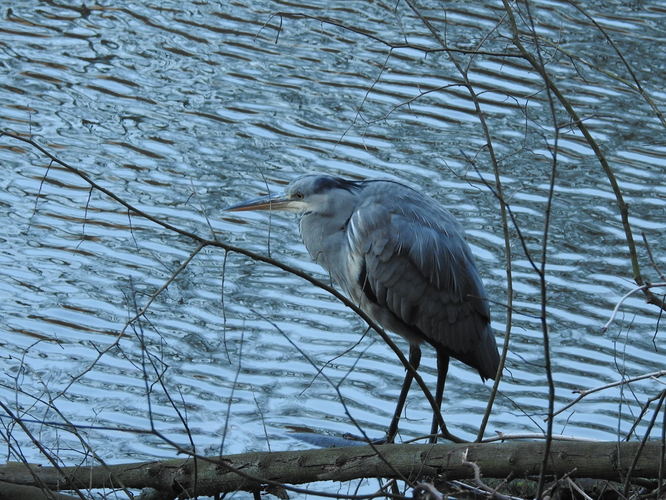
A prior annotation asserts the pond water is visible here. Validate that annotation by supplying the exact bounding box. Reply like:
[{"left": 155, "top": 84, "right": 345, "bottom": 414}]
[{"left": 0, "top": 0, "right": 665, "bottom": 496}]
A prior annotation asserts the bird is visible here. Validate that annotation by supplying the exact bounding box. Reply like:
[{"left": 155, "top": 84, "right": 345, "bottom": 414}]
[{"left": 226, "top": 174, "right": 500, "bottom": 442}]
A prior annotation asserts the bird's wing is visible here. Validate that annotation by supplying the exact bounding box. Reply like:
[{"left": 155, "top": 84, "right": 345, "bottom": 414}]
[{"left": 347, "top": 185, "right": 492, "bottom": 360}]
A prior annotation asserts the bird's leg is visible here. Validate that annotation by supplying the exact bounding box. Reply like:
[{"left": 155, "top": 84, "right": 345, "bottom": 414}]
[
  {"left": 385, "top": 343, "right": 421, "bottom": 443},
  {"left": 429, "top": 350, "right": 449, "bottom": 443}
]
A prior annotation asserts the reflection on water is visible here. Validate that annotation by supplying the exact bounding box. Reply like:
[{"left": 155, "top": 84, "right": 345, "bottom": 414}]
[{"left": 0, "top": 0, "right": 664, "bottom": 488}]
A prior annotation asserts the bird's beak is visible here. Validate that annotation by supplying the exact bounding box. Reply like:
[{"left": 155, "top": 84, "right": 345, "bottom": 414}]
[{"left": 225, "top": 193, "right": 295, "bottom": 212}]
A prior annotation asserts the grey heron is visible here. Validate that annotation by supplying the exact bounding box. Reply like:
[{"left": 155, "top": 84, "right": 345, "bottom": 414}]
[{"left": 226, "top": 174, "right": 500, "bottom": 442}]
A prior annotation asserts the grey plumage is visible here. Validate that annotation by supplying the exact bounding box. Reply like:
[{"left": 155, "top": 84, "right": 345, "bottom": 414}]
[{"left": 227, "top": 174, "right": 500, "bottom": 441}]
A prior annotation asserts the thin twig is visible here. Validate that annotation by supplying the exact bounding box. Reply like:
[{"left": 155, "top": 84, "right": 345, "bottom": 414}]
[
  {"left": 566, "top": 477, "right": 594, "bottom": 500},
  {"left": 550, "top": 370, "right": 666, "bottom": 420},
  {"left": 459, "top": 448, "right": 518, "bottom": 500},
  {"left": 564, "top": 0, "right": 666, "bottom": 128},
  {"left": 521, "top": 1, "right": 560, "bottom": 494},
  {"left": 601, "top": 282, "right": 666, "bottom": 333},
  {"left": 263, "top": 12, "right": 522, "bottom": 58},
  {"left": 625, "top": 391, "right": 666, "bottom": 441},
  {"left": 623, "top": 390, "right": 666, "bottom": 497},
  {"left": 483, "top": 432, "right": 600, "bottom": 443},
  {"left": 642, "top": 232, "right": 665, "bottom": 280},
  {"left": 220, "top": 329, "right": 244, "bottom": 456}
]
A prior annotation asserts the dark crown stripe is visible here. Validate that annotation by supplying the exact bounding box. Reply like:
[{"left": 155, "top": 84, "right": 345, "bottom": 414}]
[{"left": 312, "top": 176, "right": 361, "bottom": 194}]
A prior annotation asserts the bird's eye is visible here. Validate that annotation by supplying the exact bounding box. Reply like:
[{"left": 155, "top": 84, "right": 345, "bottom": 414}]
[{"left": 293, "top": 192, "right": 304, "bottom": 200}]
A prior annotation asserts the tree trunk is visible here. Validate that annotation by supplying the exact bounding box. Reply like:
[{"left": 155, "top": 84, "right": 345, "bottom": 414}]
[{"left": 0, "top": 441, "right": 661, "bottom": 498}]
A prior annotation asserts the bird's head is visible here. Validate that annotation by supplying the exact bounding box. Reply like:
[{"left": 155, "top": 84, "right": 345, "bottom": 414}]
[{"left": 225, "top": 174, "right": 361, "bottom": 217}]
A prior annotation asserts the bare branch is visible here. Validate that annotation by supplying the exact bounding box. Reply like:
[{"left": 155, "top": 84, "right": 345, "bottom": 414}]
[
  {"left": 264, "top": 12, "right": 522, "bottom": 58},
  {"left": 550, "top": 370, "right": 666, "bottom": 420},
  {"left": 499, "top": 2, "right": 666, "bottom": 312},
  {"left": 601, "top": 282, "right": 666, "bottom": 333}
]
